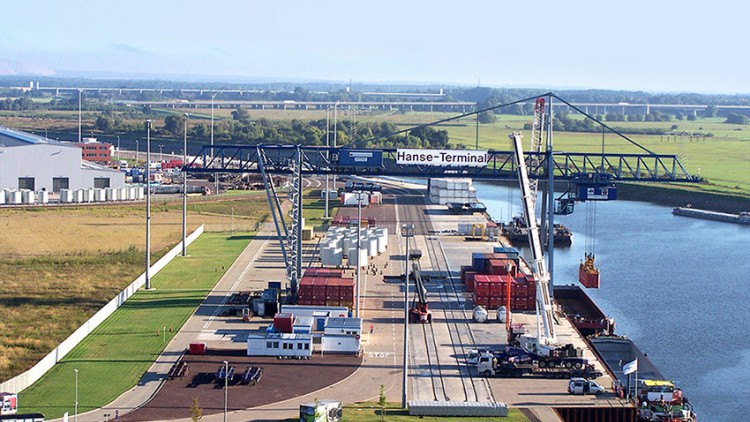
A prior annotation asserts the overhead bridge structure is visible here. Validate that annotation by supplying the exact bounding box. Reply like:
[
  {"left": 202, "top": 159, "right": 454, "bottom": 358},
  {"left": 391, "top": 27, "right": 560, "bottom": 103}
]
[{"left": 186, "top": 145, "right": 696, "bottom": 183}]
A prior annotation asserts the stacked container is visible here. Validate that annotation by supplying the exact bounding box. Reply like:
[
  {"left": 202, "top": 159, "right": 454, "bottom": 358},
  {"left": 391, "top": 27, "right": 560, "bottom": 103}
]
[
  {"left": 298, "top": 268, "right": 356, "bottom": 310},
  {"left": 460, "top": 247, "right": 537, "bottom": 311},
  {"left": 273, "top": 313, "right": 294, "bottom": 333}
]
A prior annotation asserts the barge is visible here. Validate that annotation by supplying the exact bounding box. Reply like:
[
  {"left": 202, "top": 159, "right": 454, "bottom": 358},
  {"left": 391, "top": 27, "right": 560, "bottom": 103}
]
[
  {"left": 503, "top": 216, "right": 573, "bottom": 246},
  {"left": 672, "top": 206, "right": 750, "bottom": 225}
]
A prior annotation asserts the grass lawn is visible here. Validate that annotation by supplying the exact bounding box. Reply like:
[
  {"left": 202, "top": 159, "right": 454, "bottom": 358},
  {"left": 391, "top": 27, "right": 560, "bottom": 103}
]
[
  {"left": 280, "top": 402, "right": 530, "bottom": 421},
  {"left": 18, "top": 232, "right": 252, "bottom": 418}
]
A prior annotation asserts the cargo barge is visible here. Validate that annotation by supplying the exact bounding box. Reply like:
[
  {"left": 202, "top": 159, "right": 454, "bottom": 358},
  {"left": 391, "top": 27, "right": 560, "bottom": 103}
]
[
  {"left": 554, "top": 285, "right": 614, "bottom": 337},
  {"left": 672, "top": 206, "right": 750, "bottom": 225},
  {"left": 503, "top": 216, "right": 573, "bottom": 246}
]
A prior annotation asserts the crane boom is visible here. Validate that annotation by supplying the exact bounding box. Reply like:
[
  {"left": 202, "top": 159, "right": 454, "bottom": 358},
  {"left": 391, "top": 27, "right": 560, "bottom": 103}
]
[{"left": 509, "top": 132, "right": 556, "bottom": 344}]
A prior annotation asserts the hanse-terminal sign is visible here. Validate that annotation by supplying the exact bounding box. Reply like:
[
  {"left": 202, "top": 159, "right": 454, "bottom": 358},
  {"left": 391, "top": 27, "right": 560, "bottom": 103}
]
[{"left": 396, "top": 149, "right": 488, "bottom": 167}]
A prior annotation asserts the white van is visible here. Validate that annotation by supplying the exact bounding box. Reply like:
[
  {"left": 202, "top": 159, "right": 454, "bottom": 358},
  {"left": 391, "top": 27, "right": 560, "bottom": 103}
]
[{"left": 568, "top": 377, "right": 604, "bottom": 395}]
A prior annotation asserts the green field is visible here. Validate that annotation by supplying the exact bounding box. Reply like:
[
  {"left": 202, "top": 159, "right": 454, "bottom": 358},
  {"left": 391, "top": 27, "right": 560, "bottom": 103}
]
[
  {"left": 280, "top": 402, "right": 530, "bottom": 422},
  {"left": 19, "top": 232, "right": 252, "bottom": 418}
]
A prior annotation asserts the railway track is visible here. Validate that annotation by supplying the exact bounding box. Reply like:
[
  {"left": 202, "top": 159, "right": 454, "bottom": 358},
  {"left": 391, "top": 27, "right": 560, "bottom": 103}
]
[{"left": 394, "top": 186, "right": 495, "bottom": 403}]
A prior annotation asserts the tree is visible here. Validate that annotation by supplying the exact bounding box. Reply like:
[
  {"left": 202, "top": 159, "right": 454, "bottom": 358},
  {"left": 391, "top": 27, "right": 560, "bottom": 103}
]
[
  {"left": 704, "top": 105, "right": 718, "bottom": 118},
  {"left": 725, "top": 113, "right": 748, "bottom": 124},
  {"left": 96, "top": 115, "right": 114, "bottom": 132},
  {"left": 478, "top": 111, "right": 496, "bottom": 124},
  {"left": 190, "top": 397, "right": 202, "bottom": 421},
  {"left": 231, "top": 107, "right": 250, "bottom": 121},
  {"left": 163, "top": 115, "right": 182, "bottom": 136},
  {"left": 378, "top": 384, "right": 387, "bottom": 422}
]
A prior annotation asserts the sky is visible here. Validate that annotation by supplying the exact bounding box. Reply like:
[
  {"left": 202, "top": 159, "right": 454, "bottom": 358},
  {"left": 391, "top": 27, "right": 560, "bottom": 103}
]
[{"left": 1, "top": 0, "right": 748, "bottom": 94}]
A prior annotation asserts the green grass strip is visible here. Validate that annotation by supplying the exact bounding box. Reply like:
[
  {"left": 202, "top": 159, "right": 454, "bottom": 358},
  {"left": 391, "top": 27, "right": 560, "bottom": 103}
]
[
  {"left": 283, "top": 402, "right": 530, "bottom": 421},
  {"left": 19, "top": 232, "right": 253, "bottom": 418}
]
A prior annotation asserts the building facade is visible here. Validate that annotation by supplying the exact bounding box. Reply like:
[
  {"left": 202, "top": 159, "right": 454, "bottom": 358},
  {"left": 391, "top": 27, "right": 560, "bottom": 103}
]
[
  {"left": 74, "top": 138, "right": 113, "bottom": 165},
  {"left": 0, "top": 127, "right": 124, "bottom": 191}
]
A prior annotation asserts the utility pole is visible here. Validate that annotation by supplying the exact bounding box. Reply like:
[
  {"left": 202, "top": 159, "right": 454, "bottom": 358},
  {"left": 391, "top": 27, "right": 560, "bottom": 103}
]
[
  {"left": 324, "top": 107, "right": 330, "bottom": 219},
  {"left": 182, "top": 114, "right": 189, "bottom": 257},
  {"left": 78, "top": 89, "right": 82, "bottom": 144}
]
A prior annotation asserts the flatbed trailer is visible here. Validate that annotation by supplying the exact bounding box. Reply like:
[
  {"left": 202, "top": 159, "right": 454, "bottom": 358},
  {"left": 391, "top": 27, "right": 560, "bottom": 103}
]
[{"left": 477, "top": 353, "right": 602, "bottom": 379}]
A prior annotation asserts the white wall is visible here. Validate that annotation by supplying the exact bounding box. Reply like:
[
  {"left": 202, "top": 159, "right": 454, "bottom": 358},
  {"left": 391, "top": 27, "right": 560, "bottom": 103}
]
[
  {"left": 0, "top": 144, "right": 124, "bottom": 191},
  {"left": 0, "top": 225, "right": 205, "bottom": 394}
]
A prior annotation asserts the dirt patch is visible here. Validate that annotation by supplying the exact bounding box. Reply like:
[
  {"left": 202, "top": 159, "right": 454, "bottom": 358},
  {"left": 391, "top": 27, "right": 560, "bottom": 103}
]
[{"left": 121, "top": 349, "right": 362, "bottom": 421}]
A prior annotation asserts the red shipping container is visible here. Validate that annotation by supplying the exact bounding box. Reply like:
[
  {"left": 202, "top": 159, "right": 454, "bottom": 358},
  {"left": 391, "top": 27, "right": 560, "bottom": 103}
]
[
  {"left": 325, "top": 277, "right": 341, "bottom": 300},
  {"left": 465, "top": 272, "right": 477, "bottom": 292},
  {"left": 189, "top": 342, "right": 207, "bottom": 355},
  {"left": 312, "top": 277, "right": 327, "bottom": 299},
  {"left": 338, "top": 278, "right": 355, "bottom": 301},
  {"left": 328, "top": 268, "right": 344, "bottom": 278},
  {"left": 472, "top": 292, "right": 489, "bottom": 308},
  {"left": 274, "top": 313, "right": 294, "bottom": 333}
]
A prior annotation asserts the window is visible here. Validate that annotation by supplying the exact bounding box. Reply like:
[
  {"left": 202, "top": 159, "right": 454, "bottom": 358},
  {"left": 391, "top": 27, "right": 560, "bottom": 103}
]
[
  {"left": 304, "top": 343, "right": 310, "bottom": 350},
  {"left": 297, "top": 343, "right": 303, "bottom": 350},
  {"left": 266, "top": 342, "right": 273, "bottom": 349},
  {"left": 94, "top": 178, "right": 110, "bottom": 188},
  {"left": 273, "top": 342, "right": 279, "bottom": 348},
  {"left": 18, "top": 177, "right": 35, "bottom": 190},
  {"left": 52, "top": 177, "right": 69, "bottom": 192}
]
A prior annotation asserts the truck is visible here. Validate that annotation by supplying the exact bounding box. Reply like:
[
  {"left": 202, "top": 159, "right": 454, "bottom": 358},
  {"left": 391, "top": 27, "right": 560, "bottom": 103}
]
[
  {"left": 476, "top": 352, "right": 602, "bottom": 379},
  {"left": 0, "top": 393, "right": 17, "bottom": 415},
  {"left": 470, "top": 345, "right": 589, "bottom": 369}
]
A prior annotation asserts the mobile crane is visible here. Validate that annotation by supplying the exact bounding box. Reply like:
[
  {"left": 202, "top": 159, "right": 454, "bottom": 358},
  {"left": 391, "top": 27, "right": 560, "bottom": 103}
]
[{"left": 408, "top": 249, "right": 432, "bottom": 323}]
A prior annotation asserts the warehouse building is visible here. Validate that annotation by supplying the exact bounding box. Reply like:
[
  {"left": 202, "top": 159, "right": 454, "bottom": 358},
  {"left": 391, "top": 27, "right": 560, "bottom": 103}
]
[{"left": 0, "top": 126, "right": 124, "bottom": 191}]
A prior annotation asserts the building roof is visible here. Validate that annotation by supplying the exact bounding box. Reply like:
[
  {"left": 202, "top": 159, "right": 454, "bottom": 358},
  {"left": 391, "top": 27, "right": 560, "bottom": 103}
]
[
  {"left": 325, "top": 317, "right": 362, "bottom": 329},
  {"left": 0, "top": 126, "right": 67, "bottom": 147}
]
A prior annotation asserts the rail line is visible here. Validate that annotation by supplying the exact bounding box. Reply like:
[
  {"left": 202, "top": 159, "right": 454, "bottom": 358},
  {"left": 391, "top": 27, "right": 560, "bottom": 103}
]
[{"left": 393, "top": 185, "right": 495, "bottom": 403}]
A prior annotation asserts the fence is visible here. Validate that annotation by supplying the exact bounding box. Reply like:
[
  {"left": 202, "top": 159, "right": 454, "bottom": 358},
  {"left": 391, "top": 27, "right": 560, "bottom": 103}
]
[{"left": 0, "top": 225, "right": 205, "bottom": 394}]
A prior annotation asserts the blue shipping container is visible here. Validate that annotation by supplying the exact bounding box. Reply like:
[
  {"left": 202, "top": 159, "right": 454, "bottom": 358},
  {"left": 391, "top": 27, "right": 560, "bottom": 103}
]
[
  {"left": 472, "top": 252, "right": 487, "bottom": 273},
  {"left": 333, "top": 149, "right": 383, "bottom": 167}
]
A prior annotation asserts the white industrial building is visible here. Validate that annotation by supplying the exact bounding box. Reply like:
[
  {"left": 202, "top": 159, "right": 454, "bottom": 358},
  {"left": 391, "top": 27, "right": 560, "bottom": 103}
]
[{"left": 0, "top": 126, "right": 124, "bottom": 192}]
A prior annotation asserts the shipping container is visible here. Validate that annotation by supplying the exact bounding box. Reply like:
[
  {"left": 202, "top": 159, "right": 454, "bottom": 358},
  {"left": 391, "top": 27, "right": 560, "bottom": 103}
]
[
  {"left": 274, "top": 313, "right": 294, "bottom": 333},
  {"left": 189, "top": 342, "right": 207, "bottom": 354}
]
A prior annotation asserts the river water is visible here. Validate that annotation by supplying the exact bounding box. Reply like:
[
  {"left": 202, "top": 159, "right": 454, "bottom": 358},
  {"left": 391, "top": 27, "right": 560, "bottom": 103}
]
[{"left": 471, "top": 181, "right": 749, "bottom": 422}]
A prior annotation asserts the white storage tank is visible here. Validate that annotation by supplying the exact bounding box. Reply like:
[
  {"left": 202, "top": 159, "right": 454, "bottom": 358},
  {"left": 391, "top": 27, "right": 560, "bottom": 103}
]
[
  {"left": 106, "top": 187, "right": 118, "bottom": 201},
  {"left": 119, "top": 186, "right": 130, "bottom": 201},
  {"left": 322, "top": 246, "right": 343, "bottom": 266},
  {"left": 83, "top": 189, "right": 95, "bottom": 203},
  {"left": 129, "top": 186, "right": 138, "bottom": 201},
  {"left": 497, "top": 306, "right": 509, "bottom": 323},
  {"left": 37, "top": 190, "right": 49, "bottom": 204},
  {"left": 376, "top": 233, "right": 387, "bottom": 254},
  {"left": 59, "top": 189, "right": 72, "bottom": 203},
  {"left": 21, "top": 190, "right": 35, "bottom": 204},
  {"left": 0, "top": 189, "right": 5, "bottom": 205},
  {"left": 366, "top": 237, "right": 378, "bottom": 257},
  {"left": 94, "top": 188, "right": 106, "bottom": 202},
  {"left": 347, "top": 247, "right": 368, "bottom": 268},
  {"left": 73, "top": 189, "right": 84, "bottom": 203},
  {"left": 136, "top": 186, "right": 145, "bottom": 200},
  {"left": 7, "top": 190, "right": 22, "bottom": 205}
]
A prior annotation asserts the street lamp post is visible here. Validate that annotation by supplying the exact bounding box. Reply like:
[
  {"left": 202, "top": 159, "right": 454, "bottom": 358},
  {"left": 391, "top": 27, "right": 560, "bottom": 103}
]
[
  {"left": 211, "top": 94, "right": 218, "bottom": 195},
  {"left": 400, "top": 223, "right": 415, "bottom": 409},
  {"left": 182, "top": 114, "right": 189, "bottom": 257},
  {"left": 74, "top": 368, "right": 79, "bottom": 422},
  {"left": 145, "top": 121, "right": 152, "bottom": 290},
  {"left": 355, "top": 191, "right": 363, "bottom": 318},
  {"left": 324, "top": 107, "right": 330, "bottom": 219},
  {"left": 135, "top": 140, "right": 139, "bottom": 166},
  {"left": 116, "top": 135, "right": 120, "bottom": 160},
  {"left": 78, "top": 89, "right": 82, "bottom": 144},
  {"left": 159, "top": 144, "right": 164, "bottom": 159},
  {"left": 223, "top": 360, "right": 229, "bottom": 422}
]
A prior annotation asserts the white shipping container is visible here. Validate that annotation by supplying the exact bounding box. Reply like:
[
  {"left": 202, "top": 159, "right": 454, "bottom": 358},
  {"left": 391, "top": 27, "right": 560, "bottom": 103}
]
[
  {"left": 321, "top": 334, "right": 361, "bottom": 354},
  {"left": 347, "top": 247, "right": 368, "bottom": 268}
]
